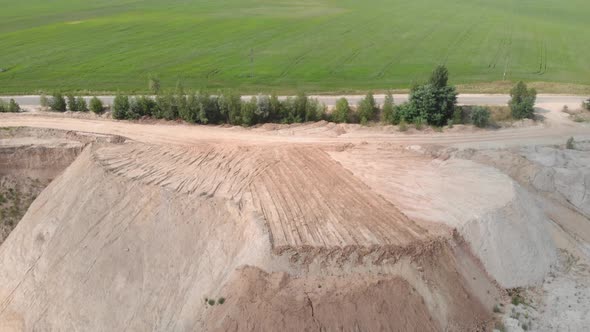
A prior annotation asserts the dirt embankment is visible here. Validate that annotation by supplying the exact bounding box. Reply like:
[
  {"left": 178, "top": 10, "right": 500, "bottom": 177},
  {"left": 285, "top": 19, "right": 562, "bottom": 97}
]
[
  {"left": 0, "top": 138, "right": 498, "bottom": 331},
  {"left": 0, "top": 128, "right": 88, "bottom": 244}
]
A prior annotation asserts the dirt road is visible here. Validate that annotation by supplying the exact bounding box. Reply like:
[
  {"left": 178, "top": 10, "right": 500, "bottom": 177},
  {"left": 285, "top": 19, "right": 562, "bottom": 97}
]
[{"left": 0, "top": 101, "right": 588, "bottom": 149}]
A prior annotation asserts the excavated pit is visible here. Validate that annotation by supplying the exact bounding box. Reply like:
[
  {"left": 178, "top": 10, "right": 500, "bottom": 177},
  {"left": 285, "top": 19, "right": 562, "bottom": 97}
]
[{"left": 0, "top": 128, "right": 87, "bottom": 244}]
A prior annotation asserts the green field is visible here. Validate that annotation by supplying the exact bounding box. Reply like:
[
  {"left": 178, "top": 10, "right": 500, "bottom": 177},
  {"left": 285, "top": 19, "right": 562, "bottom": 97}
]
[{"left": 1, "top": 0, "right": 589, "bottom": 94}]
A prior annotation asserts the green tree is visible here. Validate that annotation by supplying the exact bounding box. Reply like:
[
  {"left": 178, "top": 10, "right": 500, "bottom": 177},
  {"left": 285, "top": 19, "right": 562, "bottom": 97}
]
[
  {"left": 381, "top": 92, "right": 396, "bottom": 124},
  {"left": 112, "top": 94, "right": 130, "bottom": 119},
  {"left": 269, "top": 93, "right": 281, "bottom": 122},
  {"left": 256, "top": 95, "right": 271, "bottom": 123},
  {"left": 429, "top": 65, "right": 449, "bottom": 89},
  {"left": 218, "top": 91, "right": 242, "bottom": 125},
  {"left": 67, "top": 94, "right": 78, "bottom": 112},
  {"left": 8, "top": 99, "right": 20, "bottom": 112},
  {"left": 241, "top": 96, "right": 257, "bottom": 126},
  {"left": 509, "top": 81, "right": 537, "bottom": 119},
  {"left": 470, "top": 106, "right": 490, "bottom": 128},
  {"left": 357, "top": 92, "right": 377, "bottom": 124},
  {"left": 293, "top": 92, "right": 308, "bottom": 122},
  {"left": 333, "top": 98, "right": 350, "bottom": 123},
  {"left": 49, "top": 93, "right": 66, "bottom": 112},
  {"left": 89, "top": 97, "right": 104, "bottom": 114},
  {"left": 40, "top": 94, "right": 49, "bottom": 108},
  {"left": 402, "top": 65, "right": 458, "bottom": 126},
  {"left": 76, "top": 97, "right": 87, "bottom": 112}
]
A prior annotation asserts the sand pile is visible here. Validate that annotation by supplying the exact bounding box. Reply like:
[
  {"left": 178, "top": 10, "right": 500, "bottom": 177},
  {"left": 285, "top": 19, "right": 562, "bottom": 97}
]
[
  {"left": 0, "top": 141, "right": 498, "bottom": 331},
  {"left": 329, "top": 144, "right": 557, "bottom": 288}
]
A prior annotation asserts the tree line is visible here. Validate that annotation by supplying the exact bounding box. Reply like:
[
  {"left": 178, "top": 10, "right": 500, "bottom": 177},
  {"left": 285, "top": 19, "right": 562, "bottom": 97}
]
[{"left": 40, "top": 65, "right": 539, "bottom": 128}]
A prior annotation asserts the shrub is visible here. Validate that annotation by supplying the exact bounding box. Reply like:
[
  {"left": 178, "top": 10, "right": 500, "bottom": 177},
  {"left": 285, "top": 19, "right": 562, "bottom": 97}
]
[
  {"left": 154, "top": 91, "right": 178, "bottom": 120},
  {"left": 471, "top": 106, "right": 490, "bottom": 128},
  {"left": 403, "top": 65, "right": 457, "bottom": 126},
  {"left": 452, "top": 107, "right": 463, "bottom": 124},
  {"left": 333, "top": 98, "right": 350, "bottom": 123},
  {"left": 308, "top": 98, "right": 326, "bottom": 121},
  {"left": 0, "top": 99, "right": 20, "bottom": 113},
  {"left": 76, "top": 97, "right": 87, "bottom": 112},
  {"left": 268, "top": 93, "right": 281, "bottom": 122},
  {"left": 49, "top": 93, "right": 66, "bottom": 112},
  {"left": 207, "top": 299, "right": 215, "bottom": 306},
  {"left": 256, "top": 94, "right": 272, "bottom": 123},
  {"left": 89, "top": 97, "right": 104, "bottom": 114},
  {"left": 217, "top": 297, "right": 225, "bottom": 305},
  {"left": 112, "top": 94, "right": 130, "bottom": 119},
  {"left": 357, "top": 92, "right": 377, "bottom": 124},
  {"left": 398, "top": 120, "right": 408, "bottom": 132},
  {"left": 394, "top": 102, "right": 417, "bottom": 123},
  {"left": 126, "top": 98, "right": 142, "bottom": 120},
  {"left": 218, "top": 90, "right": 242, "bottom": 125},
  {"left": 67, "top": 94, "right": 78, "bottom": 112},
  {"left": 509, "top": 81, "right": 537, "bottom": 119},
  {"left": 9, "top": 99, "right": 20, "bottom": 112},
  {"left": 414, "top": 117, "right": 425, "bottom": 130},
  {"left": 584, "top": 99, "right": 590, "bottom": 110},
  {"left": 381, "top": 92, "right": 396, "bottom": 124},
  {"left": 293, "top": 92, "right": 308, "bottom": 122},
  {"left": 40, "top": 94, "right": 49, "bottom": 107},
  {"left": 241, "top": 96, "right": 257, "bottom": 126},
  {"left": 566, "top": 137, "right": 575, "bottom": 149},
  {"left": 447, "top": 119, "right": 453, "bottom": 128},
  {"left": 493, "top": 304, "right": 501, "bottom": 313}
]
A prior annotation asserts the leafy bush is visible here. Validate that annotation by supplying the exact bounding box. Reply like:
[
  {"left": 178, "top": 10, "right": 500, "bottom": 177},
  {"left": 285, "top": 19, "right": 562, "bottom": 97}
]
[
  {"left": 471, "top": 106, "right": 490, "bottom": 128},
  {"left": 333, "top": 98, "right": 350, "bottom": 123},
  {"left": 89, "top": 97, "right": 104, "bottom": 114},
  {"left": 112, "top": 94, "right": 130, "bottom": 119},
  {"left": 241, "top": 96, "right": 257, "bottom": 126},
  {"left": 396, "top": 102, "right": 419, "bottom": 122},
  {"left": 414, "top": 117, "right": 425, "bottom": 130},
  {"left": 40, "top": 94, "right": 49, "bottom": 107},
  {"left": 76, "top": 97, "right": 87, "bottom": 112},
  {"left": 154, "top": 91, "right": 177, "bottom": 120},
  {"left": 381, "top": 92, "right": 396, "bottom": 124},
  {"left": 395, "top": 65, "right": 457, "bottom": 126},
  {"left": 49, "top": 93, "right": 67, "bottom": 112},
  {"left": 0, "top": 99, "right": 20, "bottom": 113},
  {"left": 217, "top": 297, "right": 225, "bottom": 305},
  {"left": 357, "top": 92, "right": 377, "bottom": 124},
  {"left": 398, "top": 120, "right": 408, "bottom": 132},
  {"left": 67, "top": 94, "right": 77, "bottom": 112},
  {"left": 218, "top": 90, "right": 242, "bottom": 125},
  {"left": 452, "top": 107, "right": 463, "bottom": 124},
  {"left": 509, "top": 81, "right": 537, "bottom": 119}
]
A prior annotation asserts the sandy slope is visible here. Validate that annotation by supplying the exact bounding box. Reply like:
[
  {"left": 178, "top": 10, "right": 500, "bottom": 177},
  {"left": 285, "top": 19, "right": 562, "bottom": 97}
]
[{"left": 0, "top": 144, "right": 496, "bottom": 331}]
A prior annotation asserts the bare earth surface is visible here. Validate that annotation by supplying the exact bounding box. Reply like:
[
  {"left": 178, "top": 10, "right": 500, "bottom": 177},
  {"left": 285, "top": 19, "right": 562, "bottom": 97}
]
[{"left": 0, "top": 100, "right": 588, "bottom": 331}]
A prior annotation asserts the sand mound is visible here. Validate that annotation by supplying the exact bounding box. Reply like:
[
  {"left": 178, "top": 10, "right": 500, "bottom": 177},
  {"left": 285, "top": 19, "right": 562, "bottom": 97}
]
[
  {"left": 329, "top": 144, "right": 557, "bottom": 288},
  {"left": 0, "top": 141, "right": 497, "bottom": 331}
]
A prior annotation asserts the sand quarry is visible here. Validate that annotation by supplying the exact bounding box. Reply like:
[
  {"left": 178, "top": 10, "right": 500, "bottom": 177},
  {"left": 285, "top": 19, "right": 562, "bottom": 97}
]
[{"left": 0, "top": 102, "right": 589, "bottom": 331}]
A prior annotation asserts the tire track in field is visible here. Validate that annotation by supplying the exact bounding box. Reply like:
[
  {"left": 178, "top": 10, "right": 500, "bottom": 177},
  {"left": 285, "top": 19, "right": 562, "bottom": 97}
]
[{"left": 373, "top": 8, "right": 463, "bottom": 79}]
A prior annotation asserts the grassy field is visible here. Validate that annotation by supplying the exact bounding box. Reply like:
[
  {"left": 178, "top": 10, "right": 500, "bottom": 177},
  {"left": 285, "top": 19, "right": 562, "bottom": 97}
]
[{"left": 1, "top": 0, "right": 589, "bottom": 94}]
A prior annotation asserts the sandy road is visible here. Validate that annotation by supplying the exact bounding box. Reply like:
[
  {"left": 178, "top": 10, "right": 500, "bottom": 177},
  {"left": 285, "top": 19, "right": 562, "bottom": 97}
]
[{"left": 0, "top": 102, "right": 588, "bottom": 149}]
